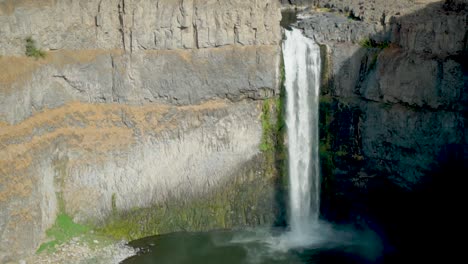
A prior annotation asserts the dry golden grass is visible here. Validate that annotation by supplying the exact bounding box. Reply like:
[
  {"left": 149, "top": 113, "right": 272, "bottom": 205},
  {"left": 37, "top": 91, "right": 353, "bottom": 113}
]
[{"left": 0, "top": 99, "right": 230, "bottom": 202}]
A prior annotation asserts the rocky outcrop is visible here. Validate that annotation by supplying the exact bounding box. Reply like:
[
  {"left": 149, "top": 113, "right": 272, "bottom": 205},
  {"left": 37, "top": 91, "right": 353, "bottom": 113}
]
[
  {"left": 294, "top": 0, "right": 466, "bottom": 260},
  {"left": 298, "top": 0, "right": 466, "bottom": 188},
  {"left": 0, "top": 0, "right": 282, "bottom": 262},
  {"left": 282, "top": 0, "right": 444, "bottom": 23}
]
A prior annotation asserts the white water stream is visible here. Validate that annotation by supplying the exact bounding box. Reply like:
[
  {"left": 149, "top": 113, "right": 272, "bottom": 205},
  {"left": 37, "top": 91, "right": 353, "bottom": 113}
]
[{"left": 283, "top": 28, "right": 321, "bottom": 240}]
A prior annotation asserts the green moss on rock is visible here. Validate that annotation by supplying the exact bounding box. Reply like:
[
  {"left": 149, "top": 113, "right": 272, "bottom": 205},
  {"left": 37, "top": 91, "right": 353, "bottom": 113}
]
[
  {"left": 99, "top": 156, "right": 277, "bottom": 241},
  {"left": 25, "top": 37, "right": 46, "bottom": 59},
  {"left": 36, "top": 214, "right": 113, "bottom": 254},
  {"left": 271, "top": 55, "right": 288, "bottom": 227}
]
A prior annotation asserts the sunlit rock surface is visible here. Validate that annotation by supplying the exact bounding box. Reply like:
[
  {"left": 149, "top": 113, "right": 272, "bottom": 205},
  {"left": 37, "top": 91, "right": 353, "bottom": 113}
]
[{"left": 0, "top": 0, "right": 282, "bottom": 261}]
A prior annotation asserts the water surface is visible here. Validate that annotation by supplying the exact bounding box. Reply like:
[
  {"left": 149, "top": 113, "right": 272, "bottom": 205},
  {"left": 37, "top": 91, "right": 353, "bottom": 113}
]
[{"left": 122, "top": 226, "right": 381, "bottom": 264}]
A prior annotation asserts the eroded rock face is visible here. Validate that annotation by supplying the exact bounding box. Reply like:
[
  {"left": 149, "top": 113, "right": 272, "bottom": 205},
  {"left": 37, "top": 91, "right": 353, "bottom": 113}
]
[
  {"left": 282, "top": 0, "right": 444, "bottom": 24},
  {"left": 0, "top": 45, "right": 280, "bottom": 124},
  {"left": 0, "top": 0, "right": 282, "bottom": 55},
  {"left": 298, "top": 0, "right": 466, "bottom": 189},
  {"left": 0, "top": 0, "right": 282, "bottom": 261},
  {"left": 0, "top": 100, "right": 269, "bottom": 260},
  {"left": 295, "top": 0, "right": 466, "bottom": 259}
]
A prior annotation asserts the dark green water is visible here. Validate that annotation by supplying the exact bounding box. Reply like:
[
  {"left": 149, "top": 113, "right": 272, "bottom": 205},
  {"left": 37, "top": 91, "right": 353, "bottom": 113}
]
[{"left": 122, "top": 227, "right": 382, "bottom": 264}]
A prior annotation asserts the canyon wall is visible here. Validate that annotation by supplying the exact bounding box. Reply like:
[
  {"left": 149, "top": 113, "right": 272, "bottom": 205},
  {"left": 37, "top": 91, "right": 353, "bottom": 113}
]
[
  {"left": 2, "top": 0, "right": 466, "bottom": 261},
  {"left": 0, "top": 0, "right": 282, "bottom": 261},
  {"left": 292, "top": 0, "right": 466, "bottom": 259}
]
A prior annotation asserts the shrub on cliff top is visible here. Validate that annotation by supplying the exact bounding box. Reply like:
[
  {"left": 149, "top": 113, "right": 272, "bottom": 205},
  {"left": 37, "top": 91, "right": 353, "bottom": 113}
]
[
  {"left": 360, "top": 38, "right": 390, "bottom": 49},
  {"left": 25, "top": 36, "right": 46, "bottom": 59}
]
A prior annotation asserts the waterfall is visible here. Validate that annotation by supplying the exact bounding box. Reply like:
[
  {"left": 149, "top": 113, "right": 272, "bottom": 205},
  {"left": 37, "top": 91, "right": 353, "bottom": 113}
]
[{"left": 283, "top": 28, "right": 321, "bottom": 238}]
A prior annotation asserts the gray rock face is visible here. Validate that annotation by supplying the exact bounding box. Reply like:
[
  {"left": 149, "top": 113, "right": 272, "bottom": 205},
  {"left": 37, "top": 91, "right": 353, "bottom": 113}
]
[
  {"left": 0, "top": 45, "right": 280, "bottom": 124},
  {"left": 0, "top": 0, "right": 282, "bottom": 125},
  {"left": 390, "top": 4, "right": 467, "bottom": 56},
  {"left": 365, "top": 51, "right": 465, "bottom": 110},
  {"left": 299, "top": 12, "right": 383, "bottom": 44},
  {"left": 295, "top": 2, "right": 466, "bottom": 256},
  {"left": 361, "top": 103, "right": 464, "bottom": 186},
  {"left": 297, "top": 1, "right": 467, "bottom": 188},
  {"left": 444, "top": 0, "right": 468, "bottom": 11},
  {"left": 297, "top": 0, "right": 468, "bottom": 55},
  {"left": 282, "top": 0, "right": 444, "bottom": 25},
  {"left": 0, "top": 0, "right": 282, "bottom": 261},
  {"left": 280, "top": 0, "right": 314, "bottom": 6},
  {"left": 112, "top": 46, "right": 280, "bottom": 105},
  {"left": 326, "top": 47, "right": 466, "bottom": 111},
  {"left": 0, "top": 0, "right": 281, "bottom": 55},
  {"left": 0, "top": 99, "right": 272, "bottom": 262}
]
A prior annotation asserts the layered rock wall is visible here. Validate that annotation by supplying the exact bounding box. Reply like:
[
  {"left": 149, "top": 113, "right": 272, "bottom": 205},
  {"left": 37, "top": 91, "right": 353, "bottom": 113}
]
[
  {"left": 0, "top": 0, "right": 282, "bottom": 261},
  {"left": 1, "top": 46, "right": 279, "bottom": 124},
  {"left": 282, "top": 0, "right": 447, "bottom": 23},
  {"left": 0, "top": 0, "right": 281, "bottom": 55},
  {"left": 298, "top": 0, "right": 466, "bottom": 189},
  {"left": 294, "top": 0, "right": 466, "bottom": 259}
]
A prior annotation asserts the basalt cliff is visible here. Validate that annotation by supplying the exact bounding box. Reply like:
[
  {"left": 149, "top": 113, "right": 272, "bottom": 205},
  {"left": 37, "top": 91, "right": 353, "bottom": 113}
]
[
  {"left": 0, "top": 0, "right": 282, "bottom": 261},
  {"left": 0, "top": 0, "right": 467, "bottom": 262},
  {"left": 289, "top": 0, "right": 467, "bottom": 260}
]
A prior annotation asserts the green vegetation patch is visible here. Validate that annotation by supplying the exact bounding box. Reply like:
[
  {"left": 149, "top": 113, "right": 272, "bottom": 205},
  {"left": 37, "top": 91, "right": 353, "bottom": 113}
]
[
  {"left": 36, "top": 214, "right": 114, "bottom": 254},
  {"left": 260, "top": 93, "right": 286, "bottom": 180},
  {"left": 36, "top": 214, "right": 89, "bottom": 253},
  {"left": 369, "top": 52, "right": 379, "bottom": 70},
  {"left": 319, "top": 96, "right": 367, "bottom": 197},
  {"left": 100, "top": 95, "right": 284, "bottom": 239},
  {"left": 25, "top": 37, "right": 46, "bottom": 59},
  {"left": 275, "top": 62, "right": 287, "bottom": 183},
  {"left": 319, "top": 95, "right": 335, "bottom": 178},
  {"left": 359, "top": 38, "right": 390, "bottom": 49},
  {"left": 99, "top": 158, "right": 276, "bottom": 241},
  {"left": 260, "top": 99, "right": 275, "bottom": 153},
  {"left": 37, "top": 158, "right": 114, "bottom": 254},
  {"left": 358, "top": 38, "right": 390, "bottom": 70},
  {"left": 272, "top": 59, "right": 289, "bottom": 227}
]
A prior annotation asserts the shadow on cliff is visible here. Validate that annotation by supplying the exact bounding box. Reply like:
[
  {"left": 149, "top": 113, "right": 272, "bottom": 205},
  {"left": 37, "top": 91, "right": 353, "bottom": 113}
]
[
  {"left": 297, "top": 1, "right": 468, "bottom": 262},
  {"left": 354, "top": 144, "right": 466, "bottom": 263}
]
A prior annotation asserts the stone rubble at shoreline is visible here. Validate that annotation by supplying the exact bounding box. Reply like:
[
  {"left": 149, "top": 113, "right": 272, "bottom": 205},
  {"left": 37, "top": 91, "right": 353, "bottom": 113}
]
[{"left": 24, "top": 239, "right": 137, "bottom": 264}]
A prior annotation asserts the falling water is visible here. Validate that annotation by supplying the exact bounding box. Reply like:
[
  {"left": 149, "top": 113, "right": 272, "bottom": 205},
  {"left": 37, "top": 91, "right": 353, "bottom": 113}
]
[
  {"left": 124, "top": 27, "right": 383, "bottom": 264},
  {"left": 283, "top": 28, "right": 321, "bottom": 238}
]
